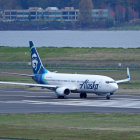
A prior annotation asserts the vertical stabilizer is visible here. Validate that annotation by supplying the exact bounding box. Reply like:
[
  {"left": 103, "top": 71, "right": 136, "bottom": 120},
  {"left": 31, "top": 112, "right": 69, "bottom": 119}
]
[{"left": 29, "top": 41, "right": 48, "bottom": 74}]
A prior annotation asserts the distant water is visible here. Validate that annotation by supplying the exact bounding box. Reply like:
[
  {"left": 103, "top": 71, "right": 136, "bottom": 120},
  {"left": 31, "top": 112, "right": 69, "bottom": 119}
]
[{"left": 0, "top": 30, "right": 140, "bottom": 48}]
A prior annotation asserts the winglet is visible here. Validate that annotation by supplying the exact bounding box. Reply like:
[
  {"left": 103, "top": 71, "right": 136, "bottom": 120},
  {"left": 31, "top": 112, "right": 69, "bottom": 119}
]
[
  {"left": 127, "top": 67, "right": 130, "bottom": 80},
  {"left": 116, "top": 67, "right": 130, "bottom": 84}
]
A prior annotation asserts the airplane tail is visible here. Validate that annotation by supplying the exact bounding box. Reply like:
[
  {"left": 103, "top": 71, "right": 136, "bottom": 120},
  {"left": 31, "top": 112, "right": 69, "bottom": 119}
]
[{"left": 29, "top": 41, "right": 48, "bottom": 74}]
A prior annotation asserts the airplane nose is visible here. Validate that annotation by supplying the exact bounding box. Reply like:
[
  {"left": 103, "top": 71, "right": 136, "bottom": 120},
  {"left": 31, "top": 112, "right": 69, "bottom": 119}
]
[{"left": 113, "top": 83, "right": 118, "bottom": 92}]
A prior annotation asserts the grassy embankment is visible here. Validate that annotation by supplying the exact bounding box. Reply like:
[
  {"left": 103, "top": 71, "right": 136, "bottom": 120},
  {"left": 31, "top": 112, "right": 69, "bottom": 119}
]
[
  {"left": 0, "top": 46, "right": 140, "bottom": 92},
  {"left": 0, "top": 113, "right": 140, "bottom": 140},
  {"left": 109, "top": 25, "right": 140, "bottom": 30}
]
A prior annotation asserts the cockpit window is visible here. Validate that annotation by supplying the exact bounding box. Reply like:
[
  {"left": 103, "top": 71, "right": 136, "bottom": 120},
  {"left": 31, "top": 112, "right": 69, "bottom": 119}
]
[{"left": 106, "top": 81, "right": 116, "bottom": 84}]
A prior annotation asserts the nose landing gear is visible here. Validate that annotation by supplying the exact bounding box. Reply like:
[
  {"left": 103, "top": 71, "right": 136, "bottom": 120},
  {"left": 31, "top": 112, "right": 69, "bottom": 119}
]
[
  {"left": 80, "top": 92, "right": 87, "bottom": 98},
  {"left": 106, "top": 93, "right": 111, "bottom": 100}
]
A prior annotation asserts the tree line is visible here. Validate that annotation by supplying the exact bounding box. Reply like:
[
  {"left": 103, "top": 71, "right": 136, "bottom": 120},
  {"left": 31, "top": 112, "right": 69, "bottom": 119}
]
[{"left": 0, "top": 0, "right": 140, "bottom": 12}]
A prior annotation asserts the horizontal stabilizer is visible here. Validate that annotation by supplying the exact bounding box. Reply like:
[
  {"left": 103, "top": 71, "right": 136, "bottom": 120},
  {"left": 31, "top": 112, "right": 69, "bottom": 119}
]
[{"left": 0, "top": 72, "right": 35, "bottom": 77}]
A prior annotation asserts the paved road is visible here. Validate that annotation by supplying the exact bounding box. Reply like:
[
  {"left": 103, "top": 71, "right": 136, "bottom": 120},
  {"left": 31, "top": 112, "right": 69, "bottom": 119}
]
[{"left": 0, "top": 88, "right": 140, "bottom": 113}]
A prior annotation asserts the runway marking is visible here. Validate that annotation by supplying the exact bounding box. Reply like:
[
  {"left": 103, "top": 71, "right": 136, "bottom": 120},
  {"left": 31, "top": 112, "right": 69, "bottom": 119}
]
[{"left": 0, "top": 98, "right": 140, "bottom": 109}]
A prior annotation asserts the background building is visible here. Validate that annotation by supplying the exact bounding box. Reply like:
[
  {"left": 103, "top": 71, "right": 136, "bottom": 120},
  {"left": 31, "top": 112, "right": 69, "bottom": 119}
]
[{"left": 3, "top": 7, "right": 109, "bottom": 22}]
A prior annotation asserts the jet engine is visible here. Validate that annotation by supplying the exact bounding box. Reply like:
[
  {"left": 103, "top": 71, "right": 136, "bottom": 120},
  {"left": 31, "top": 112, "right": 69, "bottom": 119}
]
[{"left": 56, "top": 87, "right": 70, "bottom": 96}]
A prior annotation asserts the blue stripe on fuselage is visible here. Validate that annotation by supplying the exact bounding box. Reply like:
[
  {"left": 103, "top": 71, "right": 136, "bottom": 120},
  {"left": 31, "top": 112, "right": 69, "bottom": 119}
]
[
  {"left": 41, "top": 73, "right": 48, "bottom": 84},
  {"left": 32, "top": 72, "right": 48, "bottom": 85}
]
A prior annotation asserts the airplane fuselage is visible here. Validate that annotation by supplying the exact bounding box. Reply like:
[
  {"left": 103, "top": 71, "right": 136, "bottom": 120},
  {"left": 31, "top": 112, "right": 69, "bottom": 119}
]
[{"left": 35, "top": 72, "right": 118, "bottom": 95}]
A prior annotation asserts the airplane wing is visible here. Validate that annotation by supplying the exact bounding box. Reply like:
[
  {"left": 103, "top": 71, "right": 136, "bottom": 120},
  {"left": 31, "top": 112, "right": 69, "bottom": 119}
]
[
  {"left": 116, "top": 67, "right": 130, "bottom": 84},
  {"left": 0, "top": 72, "right": 34, "bottom": 77},
  {"left": 0, "top": 81, "right": 77, "bottom": 91},
  {"left": 0, "top": 81, "right": 57, "bottom": 90}
]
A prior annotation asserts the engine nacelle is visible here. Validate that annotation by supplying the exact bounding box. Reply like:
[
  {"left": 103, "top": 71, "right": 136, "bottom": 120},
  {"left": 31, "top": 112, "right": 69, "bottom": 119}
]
[{"left": 56, "top": 87, "right": 70, "bottom": 96}]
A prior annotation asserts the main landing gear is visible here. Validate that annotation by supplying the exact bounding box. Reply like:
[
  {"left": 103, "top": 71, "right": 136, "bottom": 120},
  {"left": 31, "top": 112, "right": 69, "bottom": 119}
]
[
  {"left": 80, "top": 92, "right": 87, "bottom": 98},
  {"left": 106, "top": 93, "right": 111, "bottom": 100}
]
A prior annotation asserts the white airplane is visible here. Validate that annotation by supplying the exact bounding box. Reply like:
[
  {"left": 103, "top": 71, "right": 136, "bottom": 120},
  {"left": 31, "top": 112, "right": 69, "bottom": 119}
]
[{"left": 0, "top": 41, "right": 130, "bottom": 99}]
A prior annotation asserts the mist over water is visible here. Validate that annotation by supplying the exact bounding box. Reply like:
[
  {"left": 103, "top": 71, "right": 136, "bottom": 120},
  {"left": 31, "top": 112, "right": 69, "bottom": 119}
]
[{"left": 0, "top": 30, "right": 139, "bottom": 48}]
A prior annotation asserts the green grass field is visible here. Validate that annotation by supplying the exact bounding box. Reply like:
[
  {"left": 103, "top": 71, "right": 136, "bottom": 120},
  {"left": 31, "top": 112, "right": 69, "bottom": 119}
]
[
  {"left": 0, "top": 46, "right": 140, "bottom": 62},
  {"left": 0, "top": 113, "right": 140, "bottom": 140}
]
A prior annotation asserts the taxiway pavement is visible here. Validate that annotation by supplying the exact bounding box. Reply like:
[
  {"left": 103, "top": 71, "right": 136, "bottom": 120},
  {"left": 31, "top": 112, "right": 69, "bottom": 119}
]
[{"left": 0, "top": 88, "right": 140, "bottom": 113}]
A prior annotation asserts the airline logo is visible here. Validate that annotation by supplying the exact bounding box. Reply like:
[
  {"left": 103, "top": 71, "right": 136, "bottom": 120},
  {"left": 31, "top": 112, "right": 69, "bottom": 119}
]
[
  {"left": 32, "top": 53, "right": 38, "bottom": 71},
  {"left": 80, "top": 80, "right": 99, "bottom": 90}
]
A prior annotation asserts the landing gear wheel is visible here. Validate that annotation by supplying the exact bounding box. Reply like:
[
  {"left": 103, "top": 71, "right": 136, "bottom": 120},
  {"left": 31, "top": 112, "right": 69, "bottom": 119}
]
[
  {"left": 106, "top": 95, "right": 110, "bottom": 100},
  {"left": 80, "top": 93, "right": 87, "bottom": 98}
]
